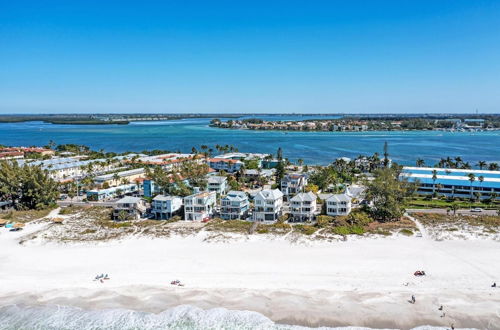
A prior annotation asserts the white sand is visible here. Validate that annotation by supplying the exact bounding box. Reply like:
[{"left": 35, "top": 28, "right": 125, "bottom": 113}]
[{"left": 0, "top": 222, "right": 499, "bottom": 329}]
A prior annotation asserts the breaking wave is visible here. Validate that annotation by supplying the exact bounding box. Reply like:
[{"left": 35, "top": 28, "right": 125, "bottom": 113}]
[{"left": 0, "top": 304, "right": 450, "bottom": 330}]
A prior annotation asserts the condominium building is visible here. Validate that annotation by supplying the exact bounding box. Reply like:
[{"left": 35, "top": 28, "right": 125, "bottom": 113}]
[{"left": 207, "top": 158, "right": 243, "bottom": 173}]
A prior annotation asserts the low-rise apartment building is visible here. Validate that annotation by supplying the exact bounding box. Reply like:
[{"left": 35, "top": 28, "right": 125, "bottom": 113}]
[
  {"left": 281, "top": 173, "right": 308, "bottom": 200},
  {"left": 207, "top": 158, "right": 243, "bottom": 173}
]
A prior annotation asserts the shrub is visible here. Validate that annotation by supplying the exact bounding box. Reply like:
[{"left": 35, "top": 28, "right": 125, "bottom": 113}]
[{"left": 400, "top": 228, "right": 414, "bottom": 236}]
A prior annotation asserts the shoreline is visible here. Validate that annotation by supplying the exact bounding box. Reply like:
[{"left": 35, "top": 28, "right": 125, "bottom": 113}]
[{"left": 2, "top": 286, "right": 498, "bottom": 329}]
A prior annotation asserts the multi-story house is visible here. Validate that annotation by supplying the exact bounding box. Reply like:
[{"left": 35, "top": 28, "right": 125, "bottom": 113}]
[
  {"left": 290, "top": 192, "right": 317, "bottom": 222},
  {"left": 112, "top": 196, "right": 147, "bottom": 220},
  {"left": 253, "top": 189, "right": 284, "bottom": 222},
  {"left": 207, "top": 176, "right": 228, "bottom": 195},
  {"left": 220, "top": 191, "right": 249, "bottom": 220},
  {"left": 183, "top": 190, "right": 217, "bottom": 221},
  {"left": 325, "top": 194, "right": 352, "bottom": 216},
  {"left": 151, "top": 195, "right": 183, "bottom": 220},
  {"left": 207, "top": 158, "right": 243, "bottom": 173},
  {"left": 280, "top": 173, "right": 308, "bottom": 201}
]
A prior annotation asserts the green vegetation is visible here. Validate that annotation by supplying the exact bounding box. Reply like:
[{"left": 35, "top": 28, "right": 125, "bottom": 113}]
[
  {"left": 412, "top": 212, "right": 500, "bottom": 227},
  {"left": 405, "top": 196, "right": 499, "bottom": 209},
  {"left": 0, "top": 160, "right": 59, "bottom": 210},
  {"left": 205, "top": 218, "right": 253, "bottom": 233},
  {"left": 294, "top": 224, "right": 317, "bottom": 235},
  {"left": 365, "top": 166, "right": 417, "bottom": 222},
  {"left": 1, "top": 208, "right": 53, "bottom": 223}
]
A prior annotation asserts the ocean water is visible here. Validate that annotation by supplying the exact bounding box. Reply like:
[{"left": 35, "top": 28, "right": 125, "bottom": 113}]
[
  {"left": 0, "top": 304, "right": 451, "bottom": 330},
  {"left": 0, "top": 117, "right": 499, "bottom": 165}
]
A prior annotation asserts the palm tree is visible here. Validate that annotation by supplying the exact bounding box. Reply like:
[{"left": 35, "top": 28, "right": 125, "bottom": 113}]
[
  {"left": 467, "top": 173, "right": 476, "bottom": 200},
  {"left": 297, "top": 158, "right": 304, "bottom": 166},
  {"left": 416, "top": 158, "right": 425, "bottom": 167},
  {"left": 488, "top": 162, "right": 499, "bottom": 171},
  {"left": 451, "top": 203, "right": 459, "bottom": 216},
  {"left": 432, "top": 170, "right": 438, "bottom": 195},
  {"left": 454, "top": 156, "right": 463, "bottom": 168},
  {"left": 112, "top": 173, "right": 120, "bottom": 186},
  {"left": 477, "top": 161, "right": 486, "bottom": 170}
]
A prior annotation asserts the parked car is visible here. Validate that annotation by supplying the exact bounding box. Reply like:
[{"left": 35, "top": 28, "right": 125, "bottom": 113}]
[{"left": 470, "top": 208, "right": 483, "bottom": 213}]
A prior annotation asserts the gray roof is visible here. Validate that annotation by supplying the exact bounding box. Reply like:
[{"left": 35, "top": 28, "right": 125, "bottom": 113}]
[
  {"left": 153, "top": 195, "right": 182, "bottom": 201},
  {"left": 326, "top": 194, "right": 351, "bottom": 203},
  {"left": 95, "top": 168, "right": 145, "bottom": 181},
  {"left": 208, "top": 176, "right": 227, "bottom": 184},
  {"left": 255, "top": 189, "right": 283, "bottom": 200},
  {"left": 290, "top": 192, "right": 317, "bottom": 202},
  {"left": 223, "top": 191, "right": 248, "bottom": 202},
  {"left": 116, "top": 196, "right": 142, "bottom": 204}
]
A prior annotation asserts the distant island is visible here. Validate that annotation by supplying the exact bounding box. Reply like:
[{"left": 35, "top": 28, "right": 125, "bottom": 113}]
[
  {"left": 210, "top": 115, "right": 500, "bottom": 132},
  {"left": 0, "top": 113, "right": 242, "bottom": 125}
]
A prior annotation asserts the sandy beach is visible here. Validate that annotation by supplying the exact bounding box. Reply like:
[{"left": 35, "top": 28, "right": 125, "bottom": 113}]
[{"left": 1, "top": 221, "right": 499, "bottom": 329}]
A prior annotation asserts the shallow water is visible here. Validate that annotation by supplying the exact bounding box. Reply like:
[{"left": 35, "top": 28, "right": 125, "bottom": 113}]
[
  {"left": 0, "top": 117, "right": 499, "bottom": 165},
  {"left": 0, "top": 304, "right": 451, "bottom": 330}
]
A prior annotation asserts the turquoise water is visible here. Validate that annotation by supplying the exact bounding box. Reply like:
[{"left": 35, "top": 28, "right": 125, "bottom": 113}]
[{"left": 1, "top": 118, "right": 499, "bottom": 165}]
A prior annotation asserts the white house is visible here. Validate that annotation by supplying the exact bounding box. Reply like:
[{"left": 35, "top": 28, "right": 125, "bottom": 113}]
[
  {"left": 290, "top": 192, "right": 317, "bottom": 222},
  {"left": 280, "top": 173, "right": 308, "bottom": 200},
  {"left": 326, "top": 194, "right": 352, "bottom": 216},
  {"left": 253, "top": 189, "right": 284, "bottom": 222},
  {"left": 112, "top": 196, "right": 147, "bottom": 220},
  {"left": 220, "top": 191, "right": 249, "bottom": 220},
  {"left": 207, "top": 176, "right": 228, "bottom": 195},
  {"left": 183, "top": 190, "right": 217, "bottom": 221},
  {"left": 151, "top": 195, "right": 183, "bottom": 220}
]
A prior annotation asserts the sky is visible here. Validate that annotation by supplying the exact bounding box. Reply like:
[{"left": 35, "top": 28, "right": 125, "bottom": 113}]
[{"left": 0, "top": 0, "right": 499, "bottom": 114}]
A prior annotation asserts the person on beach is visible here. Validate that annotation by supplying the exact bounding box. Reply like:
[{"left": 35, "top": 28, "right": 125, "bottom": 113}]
[
  {"left": 492, "top": 282, "right": 496, "bottom": 287},
  {"left": 439, "top": 305, "right": 443, "bottom": 311},
  {"left": 410, "top": 295, "right": 416, "bottom": 304}
]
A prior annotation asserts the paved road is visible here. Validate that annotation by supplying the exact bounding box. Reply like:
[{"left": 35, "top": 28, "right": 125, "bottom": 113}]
[
  {"left": 57, "top": 200, "right": 116, "bottom": 207},
  {"left": 407, "top": 208, "right": 499, "bottom": 216}
]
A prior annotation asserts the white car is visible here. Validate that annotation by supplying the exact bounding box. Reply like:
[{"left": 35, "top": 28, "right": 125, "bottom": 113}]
[{"left": 470, "top": 208, "right": 483, "bottom": 213}]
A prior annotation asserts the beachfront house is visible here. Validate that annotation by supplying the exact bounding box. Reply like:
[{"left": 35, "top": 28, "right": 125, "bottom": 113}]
[
  {"left": 253, "top": 189, "right": 284, "bottom": 222},
  {"left": 280, "top": 173, "right": 308, "bottom": 201},
  {"left": 151, "top": 195, "right": 183, "bottom": 220},
  {"left": 207, "top": 176, "right": 228, "bottom": 195},
  {"left": 112, "top": 196, "right": 147, "bottom": 220},
  {"left": 326, "top": 194, "right": 352, "bottom": 216},
  {"left": 290, "top": 192, "right": 318, "bottom": 222},
  {"left": 207, "top": 158, "right": 243, "bottom": 173},
  {"left": 220, "top": 191, "right": 249, "bottom": 220},
  {"left": 183, "top": 190, "right": 217, "bottom": 221}
]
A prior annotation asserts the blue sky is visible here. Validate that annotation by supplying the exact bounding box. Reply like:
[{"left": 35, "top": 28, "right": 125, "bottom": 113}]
[{"left": 1, "top": 0, "right": 499, "bottom": 114}]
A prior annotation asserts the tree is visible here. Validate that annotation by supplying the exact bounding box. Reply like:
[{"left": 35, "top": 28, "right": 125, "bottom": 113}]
[
  {"left": 305, "top": 184, "right": 319, "bottom": 194},
  {"left": 383, "top": 142, "right": 389, "bottom": 168},
  {"left": 365, "top": 167, "right": 417, "bottom": 222},
  {"left": 0, "top": 161, "right": 59, "bottom": 210},
  {"left": 297, "top": 158, "right": 304, "bottom": 167},
  {"left": 431, "top": 170, "right": 438, "bottom": 195},
  {"left": 451, "top": 202, "right": 459, "bottom": 216},
  {"left": 477, "top": 161, "right": 486, "bottom": 170},
  {"left": 117, "top": 210, "right": 131, "bottom": 221},
  {"left": 488, "top": 162, "right": 499, "bottom": 171},
  {"left": 276, "top": 147, "right": 283, "bottom": 161},
  {"left": 416, "top": 158, "right": 425, "bottom": 167},
  {"left": 275, "top": 161, "right": 285, "bottom": 183},
  {"left": 467, "top": 173, "right": 476, "bottom": 200}
]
